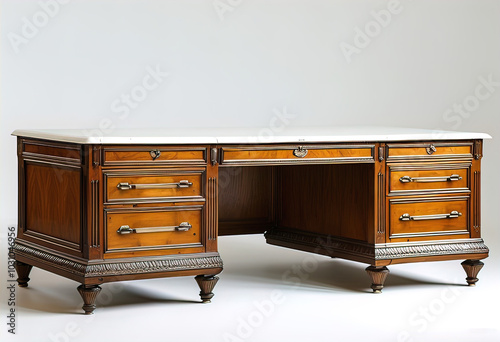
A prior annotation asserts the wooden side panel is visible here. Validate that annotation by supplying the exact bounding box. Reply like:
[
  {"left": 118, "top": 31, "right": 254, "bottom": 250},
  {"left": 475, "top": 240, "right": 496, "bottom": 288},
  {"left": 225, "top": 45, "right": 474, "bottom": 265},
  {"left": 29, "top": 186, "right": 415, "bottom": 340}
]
[
  {"left": 218, "top": 166, "right": 274, "bottom": 235},
  {"left": 23, "top": 161, "right": 82, "bottom": 251},
  {"left": 279, "top": 164, "right": 374, "bottom": 242}
]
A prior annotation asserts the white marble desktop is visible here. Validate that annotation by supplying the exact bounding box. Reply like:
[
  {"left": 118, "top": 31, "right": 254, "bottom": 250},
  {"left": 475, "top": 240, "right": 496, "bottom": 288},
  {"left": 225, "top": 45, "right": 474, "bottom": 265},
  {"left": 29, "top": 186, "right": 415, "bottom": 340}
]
[{"left": 12, "top": 126, "right": 492, "bottom": 145}]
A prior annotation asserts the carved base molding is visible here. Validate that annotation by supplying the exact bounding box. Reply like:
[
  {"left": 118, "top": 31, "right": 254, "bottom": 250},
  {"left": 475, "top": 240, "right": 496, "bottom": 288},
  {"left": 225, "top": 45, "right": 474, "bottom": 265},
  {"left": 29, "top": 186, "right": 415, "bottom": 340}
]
[
  {"left": 13, "top": 242, "right": 223, "bottom": 278},
  {"left": 265, "top": 228, "right": 489, "bottom": 261},
  {"left": 375, "top": 240, "right": 489, "bottom": 260}
]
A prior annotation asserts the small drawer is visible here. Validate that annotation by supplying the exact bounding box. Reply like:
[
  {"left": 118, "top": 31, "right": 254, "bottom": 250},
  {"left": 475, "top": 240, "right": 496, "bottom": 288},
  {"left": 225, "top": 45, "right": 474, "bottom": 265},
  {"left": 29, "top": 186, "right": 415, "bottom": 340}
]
[
  {"left": 388, "top": 164, "right": 470, "bottom": 195},
  {"left": 103, "top": 146, "right": 207, "bottom": 166},
  {"left": 387, "top": 142, "right": 473, "bottom": 161},
  {"left": 220, "top": 145, "right": 374, "bottom": 165},
  {"left": 105, "top": 206, "right": 203, "bottom": 257},
  {"left": 389, "top": 197, "right": 469, "bottom": 240},
  {"left": 105, "top": 171, "right": 203, "bottom": 203}
]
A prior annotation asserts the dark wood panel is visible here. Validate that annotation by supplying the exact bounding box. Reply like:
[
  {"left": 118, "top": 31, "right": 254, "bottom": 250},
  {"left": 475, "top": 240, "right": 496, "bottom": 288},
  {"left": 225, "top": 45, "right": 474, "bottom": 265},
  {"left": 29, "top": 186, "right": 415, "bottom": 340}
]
[
  {"left": 279, "top": 164, "right": 374, "bottom": 242},
  {"left": 24, "top": 161, "right": 82, "bottom": 246},
  {"left": 218, "top": 166, "right": 274, "bottom": 235}
]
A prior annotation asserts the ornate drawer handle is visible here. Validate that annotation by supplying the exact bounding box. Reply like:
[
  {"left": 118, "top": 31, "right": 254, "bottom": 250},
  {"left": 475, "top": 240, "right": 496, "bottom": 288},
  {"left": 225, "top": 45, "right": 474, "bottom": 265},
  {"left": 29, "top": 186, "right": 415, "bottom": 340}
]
[
  {"left": 399, "top": 211, "right": 462, "bottom": 221},
  {"left": 293, "top": 146, "right": 308, "bottom": 158},
  {"left": 399, "top": 174, "right": 462, "bottom": 183},
  {"left": 117, "top": 180, "right": 193, "bottom": 190},
  {"left": 117, "top": 222, "right": 192, "bottom": 234}
]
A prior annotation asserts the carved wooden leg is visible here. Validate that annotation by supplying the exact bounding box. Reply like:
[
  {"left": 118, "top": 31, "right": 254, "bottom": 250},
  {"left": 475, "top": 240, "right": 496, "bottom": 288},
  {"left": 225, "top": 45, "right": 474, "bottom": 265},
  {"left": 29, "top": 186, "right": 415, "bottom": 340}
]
[
  {"left": 195, "top": 275, "right": 219, "bottom": 303},
  {"left": 366, "top": 266, "right": 390, "bottom": 294},
  {"left": 461, "top": 259, "right": 484, "bottom": 286},
  {"left": 14, "top": 261, "right": 33, "bottom": 287},
  {"left": 77, "top": 285, "right": 102, "bottom": 315}
]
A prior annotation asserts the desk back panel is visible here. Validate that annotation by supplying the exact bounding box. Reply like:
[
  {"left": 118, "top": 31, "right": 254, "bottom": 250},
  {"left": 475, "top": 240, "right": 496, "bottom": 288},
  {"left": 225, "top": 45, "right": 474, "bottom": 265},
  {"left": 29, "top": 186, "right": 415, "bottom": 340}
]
[{"left": 278, "top": 164, "right": 374, "bottom": 242}]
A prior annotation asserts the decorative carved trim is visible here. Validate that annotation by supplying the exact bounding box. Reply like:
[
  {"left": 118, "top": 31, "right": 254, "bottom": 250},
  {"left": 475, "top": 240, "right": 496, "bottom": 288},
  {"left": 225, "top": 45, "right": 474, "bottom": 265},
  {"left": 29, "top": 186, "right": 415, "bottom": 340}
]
[
  {"left": 377, "top": 172, "right": 385, "bottom": 236},
  {"left": 13, "top": 243, "right": 223, "bottom": 277},
  {"left": 208, "top": 177, "right": 217, "bottom": 241},
  {"left": 473, "top": 171, "right": 481, "bottom": 233},
  {"left": 375, "top": 240, "right": 489, "bottom": 259},
  {"left": 91, "top": 180, "right": 99, "bottom": 248}
]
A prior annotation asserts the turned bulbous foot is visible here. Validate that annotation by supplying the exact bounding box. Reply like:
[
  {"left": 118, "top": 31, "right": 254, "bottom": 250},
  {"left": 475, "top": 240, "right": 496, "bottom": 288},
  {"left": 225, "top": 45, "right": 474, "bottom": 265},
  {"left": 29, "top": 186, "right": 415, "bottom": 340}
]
[
  {"left": 195, "top": 275, "right": 219, "bottom": 303},
  {"left": 366, "top": 266, "right": 390, "bottom": 294},
  {"left": 461, "top": 259, "right": 484, "bottom": 286},
  {"left": 14, "top": 261, "right": 33, "bottom": 287}
]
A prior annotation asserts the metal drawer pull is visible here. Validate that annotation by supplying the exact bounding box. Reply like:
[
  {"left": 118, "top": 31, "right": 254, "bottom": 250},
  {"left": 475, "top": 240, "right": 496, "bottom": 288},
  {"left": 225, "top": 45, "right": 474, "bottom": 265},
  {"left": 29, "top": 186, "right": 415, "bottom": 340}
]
[
  {"left": 117, "top": 222, "right": 192, "bottom": 234},
  {"left": 399, "top": 211, "right": 462, "bottom": 221},
  {"left": 399, "top": 174, "right": 462, "bottom": 183},
  {"left": 117, "top": 180, "right": 192, "bottom": 190}
]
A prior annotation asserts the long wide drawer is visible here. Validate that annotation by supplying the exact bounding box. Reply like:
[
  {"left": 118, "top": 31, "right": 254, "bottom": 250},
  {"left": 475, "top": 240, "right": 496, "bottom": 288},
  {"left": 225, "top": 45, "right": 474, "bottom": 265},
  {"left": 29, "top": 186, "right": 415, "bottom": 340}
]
[
  {"left": 104, "top": 206, "right": 204, "bottom": 258},
  {"left": 389, "top": 196, "right": 469, "bottom": 240},
  {"left": 388, "top": 163, "right": 470, "bottom": 195},
  {"left": 220, "top": 145, "right": 375, "bottom": 165},
  {"left": 104, "top": 170, "right": 204, "bottom": 203}
]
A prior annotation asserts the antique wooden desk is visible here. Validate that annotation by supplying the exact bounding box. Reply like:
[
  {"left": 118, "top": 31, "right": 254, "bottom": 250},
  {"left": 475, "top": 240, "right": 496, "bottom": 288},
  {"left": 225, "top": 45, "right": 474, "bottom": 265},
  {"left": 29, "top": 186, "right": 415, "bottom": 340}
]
[{"left": 11, "top": 127, "right": 490, "bottom": 314}]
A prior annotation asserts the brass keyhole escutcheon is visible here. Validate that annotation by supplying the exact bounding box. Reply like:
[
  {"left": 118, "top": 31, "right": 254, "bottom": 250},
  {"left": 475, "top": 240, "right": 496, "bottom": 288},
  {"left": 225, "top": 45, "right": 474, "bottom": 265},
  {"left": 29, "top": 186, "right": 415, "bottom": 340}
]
[
  {"left": 150, "top": 149, "right": 161, "bottom": 161},
  {"left": 426, "top": 144, "right": 437, "bottom": 155},
  {"left": 293, "top": 146, "right": 308, "bottom": 158}
]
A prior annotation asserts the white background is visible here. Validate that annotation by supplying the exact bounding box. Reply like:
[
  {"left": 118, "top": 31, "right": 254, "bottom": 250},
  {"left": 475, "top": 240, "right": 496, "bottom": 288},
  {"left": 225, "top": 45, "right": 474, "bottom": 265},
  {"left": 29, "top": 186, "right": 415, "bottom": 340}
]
[{"left": 1, "top": 1, "right": 500, "bottom": 341}]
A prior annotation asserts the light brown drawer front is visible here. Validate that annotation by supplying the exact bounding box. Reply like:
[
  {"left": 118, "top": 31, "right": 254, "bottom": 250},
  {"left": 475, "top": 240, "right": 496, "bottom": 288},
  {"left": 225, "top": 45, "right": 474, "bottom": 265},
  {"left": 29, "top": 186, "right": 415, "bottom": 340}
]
[
  {"left": 387, "top": 143, "right": 472, "bottom": 160},
  {"left": 105, "top": 207, "right": 203, "bottom": 257},
  {"left": 221, "top": 145, "right": 374, "bottom": 165},
  {"left": 389, "top": 166, "right": 469, "bottom": 195},
  {"left": 389, "top": 197, "right": 469, "bottom": 240},
  {"left": 103, "top": 147, "right": 207, "bottom": 166},
  {"left": 105, "top": 172, "right": 203, "bottom": 203}
]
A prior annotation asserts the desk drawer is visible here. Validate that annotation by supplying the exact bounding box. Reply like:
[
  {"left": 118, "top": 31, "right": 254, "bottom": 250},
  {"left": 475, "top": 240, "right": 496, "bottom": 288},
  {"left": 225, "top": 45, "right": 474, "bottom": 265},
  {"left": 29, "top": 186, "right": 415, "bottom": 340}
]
[
  {"left": 105, "top": 206, "right": 203, "bottom": 257},
  {"left": 389, "top": 164, "right": 470, "bottom": 195},
  {"left": 103, "top": 146, "right": 207, "bottom": 166},
  {"left": 387, "top": 143, "right": 473, "bottom": 161},
  {"left": 389, "top": 197, "right": 469, "bottom": 240},
  {"left": 220, "top": 145, "right": 374, "bottom": 165},
  {"left": 105, "top": 171, "right": 203, "bottom": 203}
]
